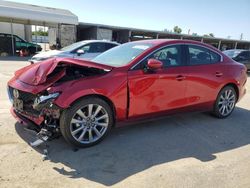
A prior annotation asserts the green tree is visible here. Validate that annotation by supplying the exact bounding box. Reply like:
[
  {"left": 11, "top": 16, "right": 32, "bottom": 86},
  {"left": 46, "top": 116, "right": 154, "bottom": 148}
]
[
  {"left": 163, "top": 28, "right": 172, "bottom": 33},
  {"left": 209, "top": 33, "right": 214, "bottom": 37},
  {"left": 32, "top": 28, "right": 48, "bottom": 36},
  {"left": 173, "top": 26, "right": 182, "bottom": 34}
]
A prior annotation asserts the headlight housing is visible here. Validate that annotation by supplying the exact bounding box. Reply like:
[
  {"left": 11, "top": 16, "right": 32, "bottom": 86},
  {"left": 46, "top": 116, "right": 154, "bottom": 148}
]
[
  {"left": 33, "top": 92, "right": 60, "bottom": 110},
  {"left": 7, "top": 86, "right": 13, "bottom": 103}
]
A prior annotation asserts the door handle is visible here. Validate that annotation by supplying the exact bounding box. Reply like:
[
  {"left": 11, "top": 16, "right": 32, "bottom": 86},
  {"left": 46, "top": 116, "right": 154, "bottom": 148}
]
[
  {"left": 176, "top": 75, "right": 186, "bottom": 81},
  {"left": 215, "top": 72, "right": 223, "bottom": 77}
]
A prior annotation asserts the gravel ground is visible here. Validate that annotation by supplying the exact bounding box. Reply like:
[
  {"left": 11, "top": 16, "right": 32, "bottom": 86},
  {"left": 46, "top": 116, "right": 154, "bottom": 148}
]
[{"left": 0, "top": 60, "right": 250, "bottom": 188}]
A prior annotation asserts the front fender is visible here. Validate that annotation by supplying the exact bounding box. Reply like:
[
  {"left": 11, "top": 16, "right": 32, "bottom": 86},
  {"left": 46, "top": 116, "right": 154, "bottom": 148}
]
[
  {"left": 54, "top": 88, "right": 110, "bottom": 108},
  {"left": 52, "top": 72, "right": 128, "bottom": 121}
]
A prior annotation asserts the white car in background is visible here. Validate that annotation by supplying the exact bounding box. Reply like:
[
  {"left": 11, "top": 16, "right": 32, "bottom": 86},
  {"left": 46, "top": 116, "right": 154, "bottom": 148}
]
[{"left": 30, "top": 40, "right": 119, "bottom": 63}]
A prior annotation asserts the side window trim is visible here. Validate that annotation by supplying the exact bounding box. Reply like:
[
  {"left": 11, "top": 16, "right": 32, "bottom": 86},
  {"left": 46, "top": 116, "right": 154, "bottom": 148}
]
[
  {"left": 130, "top": 43, "right": 223, "bottom": 70},
  {"left": 130, "top": 44, "right": 186, "bottom": 70}
]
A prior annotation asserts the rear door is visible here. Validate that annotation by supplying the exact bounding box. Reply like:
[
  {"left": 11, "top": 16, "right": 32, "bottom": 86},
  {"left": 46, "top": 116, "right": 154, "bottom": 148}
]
[{"left": 185, "top": 44, "right": 224, "bottom": 109}]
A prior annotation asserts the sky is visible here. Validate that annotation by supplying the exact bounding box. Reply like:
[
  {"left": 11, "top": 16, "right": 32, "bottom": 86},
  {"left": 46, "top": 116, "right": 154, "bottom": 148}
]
[{"left": 6, "top": 0, "right": 250, "bottom": 40}]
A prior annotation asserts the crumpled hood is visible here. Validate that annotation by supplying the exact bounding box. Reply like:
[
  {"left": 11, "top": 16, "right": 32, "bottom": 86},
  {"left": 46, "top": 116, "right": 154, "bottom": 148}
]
[
  {"left": 32, "top": 50, "right": 62, "bottom": 59},
  {"left": 15, "top": 58, "right": 113, "bottom": 86}
]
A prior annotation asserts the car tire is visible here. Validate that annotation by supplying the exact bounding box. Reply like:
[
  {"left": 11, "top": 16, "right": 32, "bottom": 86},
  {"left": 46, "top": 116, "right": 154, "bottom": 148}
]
[
  {"left": 60, "top": 97, "right": 114, "bottom": 148},
  {"left": 212, "top": 86, "right": 237, "bottom": 118}
]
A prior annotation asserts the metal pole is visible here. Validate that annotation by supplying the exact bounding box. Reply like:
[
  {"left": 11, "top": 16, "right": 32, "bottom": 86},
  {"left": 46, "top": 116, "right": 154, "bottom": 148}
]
[
  {"left": 43, "top": 23, "right": 46, "bottom": 51},
  {"left": 218, "top": 40, "right": 221, "bottom": 50},
  {"left": 234, "top": 42, "right": 238, "bottom": 49},
  {"left": 128, "top": 30, "right": 132, "bottom": 42},
  {"left": 201, "top": 38, "right": 204, "bottom": 43},
  {"left": 10, "top": 19, "right": 15, "bottom": 56},
  {"left": 35, "top": 25, "right": 38, "bottom": 52},
  {"left": 156, "top": 34, "right": 159, "bottom": 39},
  {"left": 180, "top": 36, "right": 183, "bottom": 40},
  {"left": 58, "top": 24, "right": 61, "bottom": 48}
]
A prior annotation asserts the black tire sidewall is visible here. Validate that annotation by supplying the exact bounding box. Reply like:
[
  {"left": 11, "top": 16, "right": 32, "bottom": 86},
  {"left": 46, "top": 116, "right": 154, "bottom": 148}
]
[{"left": 60, "top": 97, "right": 114, "bottom": 148}]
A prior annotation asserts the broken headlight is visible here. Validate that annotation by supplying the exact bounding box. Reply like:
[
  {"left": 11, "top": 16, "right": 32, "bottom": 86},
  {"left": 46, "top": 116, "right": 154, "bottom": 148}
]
[{"left": 33, "top": 92, "right": 60, "bottom": 110}]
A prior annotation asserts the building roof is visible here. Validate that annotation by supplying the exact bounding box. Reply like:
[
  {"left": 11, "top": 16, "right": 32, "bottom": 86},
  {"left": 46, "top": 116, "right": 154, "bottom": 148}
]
[
  {"left": 79, "top": 22, "right": 250, "bottom": 44},
  {"left": 0, "top": 0, "right": 78, "bottom": 26}
]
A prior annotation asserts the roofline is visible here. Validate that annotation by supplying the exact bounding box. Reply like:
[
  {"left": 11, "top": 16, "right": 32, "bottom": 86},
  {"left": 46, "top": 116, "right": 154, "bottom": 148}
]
[
  {"left": 79, "top": 22, "right": 250, "bottom": 44},
  {"left": 0, "top": 1, "right": 78, "bottom": 26}
]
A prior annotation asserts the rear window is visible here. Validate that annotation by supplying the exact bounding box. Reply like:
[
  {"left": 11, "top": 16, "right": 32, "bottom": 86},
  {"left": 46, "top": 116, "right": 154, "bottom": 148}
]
[{"left": 188, "top": 45, "right": 221, "bottom": 65}]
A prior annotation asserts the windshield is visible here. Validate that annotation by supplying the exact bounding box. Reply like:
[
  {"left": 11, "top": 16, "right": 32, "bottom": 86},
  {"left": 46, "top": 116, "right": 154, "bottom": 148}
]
[
  {"left": 60, "top": 41, "right": 86, "bottom": 52},
  {"left": 92, "top": 42, "right": 153, "bottom": 67},
  {"left": 223, "top": 50, "right": 242, "bottom": 58}
]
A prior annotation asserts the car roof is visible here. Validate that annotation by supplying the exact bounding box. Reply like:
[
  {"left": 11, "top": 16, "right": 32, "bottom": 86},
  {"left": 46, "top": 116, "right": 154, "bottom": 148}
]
[
  {"left": 130, "top": 39, "right": 221, "bottom": 52},
  {"left": 130, "top": 39, "right": 211, "bottom": 46},
  {"left": 79, "top": 40, "right": 120, "bottom": 45}
]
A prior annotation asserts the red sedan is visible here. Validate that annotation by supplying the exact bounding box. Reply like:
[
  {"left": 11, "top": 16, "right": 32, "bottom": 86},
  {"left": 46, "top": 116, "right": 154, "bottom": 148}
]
[{"left": 8, "top": 40, "right": 247, "bottom": 147}]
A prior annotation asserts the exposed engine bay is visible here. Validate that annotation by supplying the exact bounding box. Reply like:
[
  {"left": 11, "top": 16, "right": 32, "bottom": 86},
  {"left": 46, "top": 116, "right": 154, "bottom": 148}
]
[
  {"left": 49, "top": 62, "right": 109, "bottom": 83},
  {"left": 8, "top": 61, "right": 111, "bottom": 147}
]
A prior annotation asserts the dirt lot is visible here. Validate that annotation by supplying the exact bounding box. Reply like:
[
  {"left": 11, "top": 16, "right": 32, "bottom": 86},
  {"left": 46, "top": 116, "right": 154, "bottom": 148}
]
[{"left": 0, "top": 60, "right": 250, "bottom": 188}]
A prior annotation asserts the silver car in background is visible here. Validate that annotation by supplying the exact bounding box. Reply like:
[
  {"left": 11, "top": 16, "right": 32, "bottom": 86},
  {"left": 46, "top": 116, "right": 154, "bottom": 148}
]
[
  {"left": 30, "top": 40, "right": 119, "bottom": 63},
  {"left": 223, "top": 49, "right": 250, "bottom": 70}
]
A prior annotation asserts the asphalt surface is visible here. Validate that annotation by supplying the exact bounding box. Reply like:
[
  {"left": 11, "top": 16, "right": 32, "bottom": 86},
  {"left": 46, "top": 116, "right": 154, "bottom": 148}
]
[{"left": 0, "top": 60, "right": 250, "bottom": 188}]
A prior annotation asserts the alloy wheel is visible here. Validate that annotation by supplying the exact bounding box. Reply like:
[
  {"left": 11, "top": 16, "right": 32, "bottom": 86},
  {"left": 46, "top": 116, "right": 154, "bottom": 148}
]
[
  {"left": 70, "top": 104, "right": 109, "bottom": 144},
  {"left": 218, "top": 89, "right": 236, "bottom": 117}
]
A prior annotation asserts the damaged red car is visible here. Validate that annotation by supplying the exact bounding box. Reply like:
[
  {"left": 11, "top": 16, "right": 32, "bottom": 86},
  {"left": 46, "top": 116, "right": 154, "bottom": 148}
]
[{"left": 8, "top": 40, "right": 247, "bottom": 147}]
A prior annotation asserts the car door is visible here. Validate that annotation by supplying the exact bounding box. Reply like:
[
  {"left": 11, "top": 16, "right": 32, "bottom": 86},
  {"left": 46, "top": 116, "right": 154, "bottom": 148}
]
[
  {"left": 128, "top": 45, "right": 188, "bottom": 117},
  {"left": 185, "top": 44, "right": 223, "bottom": 109}
]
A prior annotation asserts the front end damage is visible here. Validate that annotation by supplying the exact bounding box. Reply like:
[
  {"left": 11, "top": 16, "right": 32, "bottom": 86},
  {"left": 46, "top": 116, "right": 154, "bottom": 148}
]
[
  {"left": 8, "top": 86, "right": 62, "bottom": 146},
  {"left": 8, "top": 58, "right": 112, "bottom": 147}
]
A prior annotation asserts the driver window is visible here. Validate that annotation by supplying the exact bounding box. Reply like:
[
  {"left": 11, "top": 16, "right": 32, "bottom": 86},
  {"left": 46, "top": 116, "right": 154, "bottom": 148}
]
[
  {"left": 134, "top": 45, "right": 182, "bottom": 70},
  {"left": 89, "top": 43, "right": 106, "bottom": 53},
  {"left": 80, "top": 45, "right": 90, "bottom": 53},
  {"left": 153, "top": 46, "right": 181, "bottom": 67}
]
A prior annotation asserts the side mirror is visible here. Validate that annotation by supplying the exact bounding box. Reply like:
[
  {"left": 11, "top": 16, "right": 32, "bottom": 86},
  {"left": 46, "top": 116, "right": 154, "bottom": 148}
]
[
  {"left": 147, "top": 59, "right": 163, "bottom": 70},
  {"left": 76, "top": 49, "right": 85, "bottom": 56}
]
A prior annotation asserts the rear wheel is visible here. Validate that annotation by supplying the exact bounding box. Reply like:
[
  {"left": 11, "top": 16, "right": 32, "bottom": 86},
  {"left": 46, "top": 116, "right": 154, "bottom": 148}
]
[
  {"left": 213, "top": 86, "right": 237, "bottom": 118},
  {"left": 60, "top": 97, "right": 113, "bottom": 148}
]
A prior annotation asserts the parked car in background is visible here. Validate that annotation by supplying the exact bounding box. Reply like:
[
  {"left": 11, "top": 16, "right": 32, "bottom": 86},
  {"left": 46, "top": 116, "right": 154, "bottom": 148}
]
[
  {"left": 8, "top": 40, "right": 247, "bottom": 148},
  {"left": 223, "top": 49, "right": 250, "bottom": 70},
  {"left": 30, "top": 40, "right": 119, "bottom": 63},
  {"left": 0, "top": 33, "right": 42, "bottom": 54}
]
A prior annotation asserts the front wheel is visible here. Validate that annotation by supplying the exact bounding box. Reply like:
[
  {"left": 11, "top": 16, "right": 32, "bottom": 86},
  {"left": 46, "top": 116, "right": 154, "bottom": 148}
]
[
  {"left": 60, "top": 97, "right": 114, "bottom": 148},
  {"left": 212, "top": 86, "right": 237, "bottom": 118}
]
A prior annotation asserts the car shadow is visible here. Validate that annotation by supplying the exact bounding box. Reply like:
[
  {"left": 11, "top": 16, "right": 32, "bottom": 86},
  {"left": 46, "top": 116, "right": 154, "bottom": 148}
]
[{"left": 15, "top": 107, "right": 250, "bottom": 186}]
